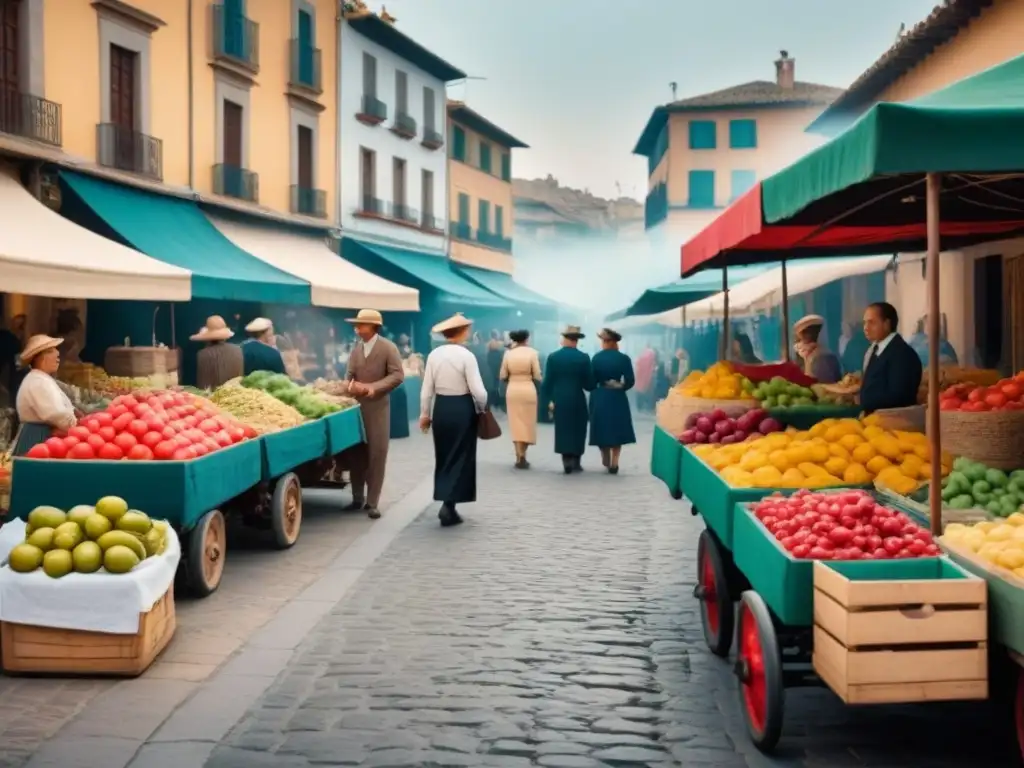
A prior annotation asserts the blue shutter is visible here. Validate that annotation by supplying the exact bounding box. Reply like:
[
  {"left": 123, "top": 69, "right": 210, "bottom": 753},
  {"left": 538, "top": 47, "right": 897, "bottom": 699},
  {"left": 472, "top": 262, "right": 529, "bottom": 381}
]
[
  {"left": 297, "top": 10, "right": 314, "bottom": 86},
  {"left": 501, "top": 153, "right": 511, "bottom": 181},
  {"left": 729, "top": 119, "right": 757, "bottom": 149},
  {"left": 478, "top": 200, "right": 490, "bottom": 233},
  {"left": 730, "top": 170, "right": 756, "bottom": 201},
  {"left": 688, "top": 171, "right": 715, "bottom": 208},
  {"left": 479, "top": 142, "right": 492, "bottom": 173},
  {"left": 452, "top": 126, "right": 466, "bottom": 161},
  {"left": 495, "top": 205, "right": 504, "bottom": 237},
  {"left": 688, "top": 121, "right": 717, "bottom": 150},
  {"left": 648, "top": 124, "right": 669, "bottom": 174}
]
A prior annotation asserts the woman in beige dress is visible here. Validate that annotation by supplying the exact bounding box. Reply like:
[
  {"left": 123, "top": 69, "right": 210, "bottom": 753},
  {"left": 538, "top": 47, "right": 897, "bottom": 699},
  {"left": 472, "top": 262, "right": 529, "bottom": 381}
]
[{"left": 499, "top": 329, "right": 541, "bottom": 469}]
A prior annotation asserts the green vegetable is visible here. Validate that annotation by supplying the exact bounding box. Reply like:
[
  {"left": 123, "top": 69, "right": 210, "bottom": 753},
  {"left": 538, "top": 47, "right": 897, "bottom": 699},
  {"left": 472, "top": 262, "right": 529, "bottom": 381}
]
[
  {"left": 964, "top": 462, "right": 987, "bottom": 484},
  {"left": 986, "top": 468, "right": 1009, "bottom": 488},
  {"left": 1011, "top": 469, "right": 1024, "bottom": 485},
  {"left": 949, "top": 494, "right": 976, "bottom": 510},
  {"left": 987, "top": 500, "right": 1004, "bottom": 515},
  {"left": 952, "top": 456, "right": 973, "bottom": 473}
]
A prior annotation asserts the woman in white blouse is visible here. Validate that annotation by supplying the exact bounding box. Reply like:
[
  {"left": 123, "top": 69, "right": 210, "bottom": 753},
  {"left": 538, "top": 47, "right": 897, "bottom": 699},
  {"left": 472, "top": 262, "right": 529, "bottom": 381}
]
[
  {"left": 14, "top": 335, "right": 77, "bottom": 454},
  {"left": 419, "top": 313, "right": 488, "bottom": 527}
]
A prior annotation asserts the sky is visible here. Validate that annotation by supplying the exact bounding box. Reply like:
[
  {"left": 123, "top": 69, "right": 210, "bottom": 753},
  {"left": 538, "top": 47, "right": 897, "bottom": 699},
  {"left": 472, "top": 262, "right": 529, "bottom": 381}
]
[{"left": 377, "top": 0, "right": 942, "bottom": 200}]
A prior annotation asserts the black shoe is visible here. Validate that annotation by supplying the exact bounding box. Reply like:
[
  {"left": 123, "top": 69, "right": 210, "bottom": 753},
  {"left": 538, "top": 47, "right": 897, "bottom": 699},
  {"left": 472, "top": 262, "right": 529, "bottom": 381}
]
[
  {"left": 343, "top": 500, "right": 367, "bottom": 512},
  {"left": 439, "top": 504, "right": 463, "bottom": 527},
  {"left": 573, "top": 460, "right": 584, "bottom": 473},
  {"left": 562, "top": 456, "right": 573, "bottom": 475},
  {"left": 366, "top": 507, "right": 381, "bottom": 519},
  {"left": 608, "top": 466, "right": 619, "bottom": 475},
  {"left": 515, "top": 457, "right": 530, "bottom": 469}
]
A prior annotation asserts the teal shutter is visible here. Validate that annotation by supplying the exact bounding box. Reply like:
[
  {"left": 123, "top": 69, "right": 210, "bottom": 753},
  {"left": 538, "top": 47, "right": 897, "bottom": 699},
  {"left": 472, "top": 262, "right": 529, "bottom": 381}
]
[
  {"left": 297, "top": 10, "right": 314, "bottom": 86},
  {"left": 495, "top": 205, "right": 504, "bottom": 236},
  {"left": 453, "top": 126, "right": 466, "bottom": 161},
  {"left": 730, "top": 170, "right": 756, "bottom": 200},
  {"left": 729, "top": 119, "right": 757, "bottom": 149},
  {"left": 688, "top": 171, "right": 715, "bottom": 208},
  {"left": 478, "top": 200, "right": 490, "bottom": 233},
  {"left": 501, "top": 153, "right": 511, "bottom": 181},
  {"left": 688, "top": 121, "right": 716, "bottom": 149},
  {"left": 479, "top": 142, "right": 492, "bottom": 173}
]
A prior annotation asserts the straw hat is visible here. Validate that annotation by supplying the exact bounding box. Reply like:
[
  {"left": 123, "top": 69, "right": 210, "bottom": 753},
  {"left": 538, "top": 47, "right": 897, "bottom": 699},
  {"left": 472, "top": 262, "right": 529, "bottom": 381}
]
[
  {"left": 20, "top": 334, "right": 63, "bottom": 364},
  {"left": 432, "top": 313, "right": 473, "bottom": 334},
  {"left": 345, "top": 309, "right": 384, "bottom": 326},
  {"left": 190, "top": 315, "right": 234, "bottom": 342},
  {"left": 245, "top": 317, "right": 273, "bottom": 333},
  {"left": 597, "top": 327, "right": 622, "bottom": 342},
  {"left": 794, "top": 314, "right": 825, "bottom": 335},
  {"left": 561, "top": 325, "right": 585, "bottom": 340}
]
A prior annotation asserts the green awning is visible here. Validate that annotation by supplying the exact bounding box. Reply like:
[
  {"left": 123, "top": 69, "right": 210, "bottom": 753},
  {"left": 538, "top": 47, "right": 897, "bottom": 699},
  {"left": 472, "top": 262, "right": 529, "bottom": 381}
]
[
  {"left": 613, "top": 265, "right": 773, "bottom": 319},
  {"left": 60, "top": 172, "right": 311, "bottom": 305},
  {"left": 340, "top": 238, "right": 513, "bottom": 309},
  {"left": 455, "top": 265, "right": 556, "bottom": 314}
]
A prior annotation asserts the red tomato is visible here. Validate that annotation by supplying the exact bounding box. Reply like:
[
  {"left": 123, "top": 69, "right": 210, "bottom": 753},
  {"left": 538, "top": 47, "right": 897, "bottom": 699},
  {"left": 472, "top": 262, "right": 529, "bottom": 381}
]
[
  {"left": 126, "top": 444, "right": 153, "bottom": 460},
  {"left": 883, "top": 537, "right": 903, "bottom": 554},
  {"left": 967, "top": 387, "right": 986, "bottom": 403},
  {"left": 68, "top": 425, "right": 91, "bottom": 441},
  {"left": 127, "top": 419, "right": 149, "bottom": 438},
  {"left": 97, "top": 442, "right": 124, "bottom": 460},
  {"left": 26, "top": 444, "right": 50, "bottom": 459},
  {"left": 192, "top": 443, "right": 209, "bottom": 457},
  {"left": 92, "top": 412, "right": 113, "bottom": 426},
  {"left": 161, "top": 426, "right": 177, "bottom": 439},
  {"left": 43, "top": 437, "right": 68, "bottom": 458},
  {"left": 171, "top": 447, "right": 192, "bottom": 460},
  {"left": 198, "top": 418, "right": 220, "bottom": 433},
  {"left": 62, "top": 436, "right": 81, "bottom": 449},
  {"left": 112, "top": 413, "right": 134, "bottom": 432},
  {"left": 985, "top": 391, "right": 1008, "bottom": 409},
  {"left": 122, "top": 395, "right": 139, "bottom": 408},
  {"left": 229, "top": 427, "right": 245, "bottom": 443},
  {"left": 183, "top": 415, "right": 199, "bottom": 428},
  {"left": 86, "top": 434, "right": 107, "bottom": 451},
  {"left": 108, "top": 404, "right": 130, "bottom": 419},
  {"left": 139, "top": 431, "right": 162, "bottom": 449},
  {"left": 202, "top": 437, "right": 220, "bottom": 451},
  {"left": 213, "top": 431, "right": 232, "bottom": 447},
  {"left": 173, "top": 434, "right": 192, "bottom": 448},
  {"left": 1002, "top": 382, "right": 1023, "bottom": 400},
  {"left": 68, "top": 442, "right": 95, "bottom": 460},
  {"left": 194, "top": 410, "right": 210, "bottom": 421},
  {"left": 184, "top": 428, "right": 205, "bottom": 443},
  {"left": 809, "top": 546, "right": 832, "bottom": 560},
  {"left": 112, "top": 432, "right": 138, "bottom": 452},
  {"left": 792, "top": 544, "right": 811, "bottom": 559},
  {"left": 242, "top": 426, "right": 258, "bottom": 439},
  {"left": 97, "top": 426, "right": 116, "bottom": 442},
  {"left": 153, "top": 440, "right": 177, "bottom": 460}
]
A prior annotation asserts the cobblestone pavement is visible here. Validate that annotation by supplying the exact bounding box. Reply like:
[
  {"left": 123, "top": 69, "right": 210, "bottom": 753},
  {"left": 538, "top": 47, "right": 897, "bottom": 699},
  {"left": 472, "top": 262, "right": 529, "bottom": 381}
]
[
  {"left": 0, "top": 432, "right": 435, "bottom": 768},
  {"left": 200, "top": 419, "right": 1019, "bottom": 768}
]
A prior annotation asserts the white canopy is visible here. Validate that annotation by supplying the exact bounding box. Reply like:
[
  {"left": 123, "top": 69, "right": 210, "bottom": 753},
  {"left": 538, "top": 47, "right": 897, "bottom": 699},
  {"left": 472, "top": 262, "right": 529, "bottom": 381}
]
[
  {"left": 207, "top": 215, "right": 419, "bottom": 311},
  {"left": 0, "top": 170, "right": 191, "bottom": 300}
]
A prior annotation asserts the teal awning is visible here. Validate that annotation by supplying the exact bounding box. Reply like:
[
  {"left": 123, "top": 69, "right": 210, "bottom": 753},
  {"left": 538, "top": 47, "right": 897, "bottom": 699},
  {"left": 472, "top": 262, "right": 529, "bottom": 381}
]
[
  {"left": 60, "top": 172, "right": 311, "bottom": 305},
  {"left": 341, "top": 239, "right": 513, "bottom": 309},
  {"left": 613, "top": 264, "right": 773, "bottom": 319},
  {"left": 455, "top": 265, "right": 556, "bottom": 314}
]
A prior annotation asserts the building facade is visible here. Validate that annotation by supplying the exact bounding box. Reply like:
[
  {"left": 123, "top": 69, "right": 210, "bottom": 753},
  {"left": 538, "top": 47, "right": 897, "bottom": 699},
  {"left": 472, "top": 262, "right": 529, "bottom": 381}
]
[{"left": 446, "top": 101, "right": 526, "bottom": 274}]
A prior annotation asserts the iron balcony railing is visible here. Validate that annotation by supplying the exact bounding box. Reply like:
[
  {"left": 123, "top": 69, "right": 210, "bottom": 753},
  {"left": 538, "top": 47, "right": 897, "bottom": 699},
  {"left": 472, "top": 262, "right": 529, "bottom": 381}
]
[
  {"left": 290, "top": 185, "right": 326, "bottom": 218},
  {"left": 476, "top": 229, "right": 513, "bottom": 252},
  {"left": 0, "top": 88, "right": 62, "bottom": 146},
  {"left": 359, "top": 195, "right": 383, "bottom": 215},
  {"left": 213, "top": 163, "right": 259, "bottom": 202},
  {"left": 359, "top": 94, "right": 387, "bottom": 122},
  {"left": 421, "top": 126, "right": 443, "bottom": 149},
  {"left": 96, "top": 123, "right": 163, "bottom": 180},
  {"left": 392, "top": 111, "right": 416, "bottom": 138},
  {"left": 212, "top": 3, "right": 259, "bottom": 72},
  {"left": 289, "top": 38, "right": 321, "bottom": 92},
  {"left": 388, "top": 202, "right": 419, "bottom": 225},
  {"left": 420, "top": 214, "right": 443, "bottom": 231},
  {"left": 449, "top": 220, "right": 472, "bottom": 241}
]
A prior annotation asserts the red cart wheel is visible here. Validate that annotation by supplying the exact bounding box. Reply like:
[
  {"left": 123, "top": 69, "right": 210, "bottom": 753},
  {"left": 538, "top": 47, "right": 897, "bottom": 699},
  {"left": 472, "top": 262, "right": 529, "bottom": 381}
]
[
  {"left": 695, "top": 529, "right": 733, "bottom": 657},
  {"left": 734, "top": 591, "right": 784, "bottom": 752}
]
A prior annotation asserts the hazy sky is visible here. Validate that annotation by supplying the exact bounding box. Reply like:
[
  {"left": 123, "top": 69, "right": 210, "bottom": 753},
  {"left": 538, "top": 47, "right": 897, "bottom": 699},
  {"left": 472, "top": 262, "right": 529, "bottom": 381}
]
[{"left": 379, "top": 0, "right": 940, "bottom": 199}]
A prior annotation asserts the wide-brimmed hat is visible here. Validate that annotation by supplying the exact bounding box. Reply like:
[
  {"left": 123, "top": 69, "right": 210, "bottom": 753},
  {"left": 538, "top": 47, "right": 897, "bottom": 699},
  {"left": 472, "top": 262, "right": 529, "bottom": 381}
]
[
  {"left": 597, "top": 327, "right": 622, "bottom": 343},
  {"left": 20, "top": 334, "right": 63, "bottom": 363},
  {"left": 190, "top": 315, "right": 234, "bottom": 342},
  {"left": 345, "top": 309, "right": 384, "bottom": 326},
  {"left": 561, "top": 325, "right": 585, "bottom": 340},
  {"left": 245, "top": 317, "right": 273, "bottom": 333},
  {"left": 794, "top": 314, "right": 825, "bottom": 335},
  {"left": 432, "top": 313, "right": 473, "bottom": 335}
]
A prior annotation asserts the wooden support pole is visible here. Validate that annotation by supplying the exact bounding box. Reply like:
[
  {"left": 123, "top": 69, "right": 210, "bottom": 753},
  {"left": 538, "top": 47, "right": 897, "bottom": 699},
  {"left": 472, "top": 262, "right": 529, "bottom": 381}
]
[
  {"left": 720, "top": 265, "right": 730, "bottom": 360},
  {"left": 926, "top": 173, "right": 943, "bottom": 537},
  {"left": 781, "top": 259, "right": 791, "bottom": 362}
]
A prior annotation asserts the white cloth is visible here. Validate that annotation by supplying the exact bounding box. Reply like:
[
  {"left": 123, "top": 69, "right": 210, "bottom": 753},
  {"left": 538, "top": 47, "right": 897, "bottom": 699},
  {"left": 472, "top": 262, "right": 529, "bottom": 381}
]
[
  {"left": 15, "top": 369, "right": 76, "bottom": 429},
  {"left": 864, "top": 331, "right": 897, "bottom": 371},
  {"left": 420, "top": 343, "right": 488, "bottom": 418},
  {"left": 362, "top": 334, "right": 379, "bottom": 359},
  {"left": 0, "top": 521, "right": 180, "bottom": 634}
]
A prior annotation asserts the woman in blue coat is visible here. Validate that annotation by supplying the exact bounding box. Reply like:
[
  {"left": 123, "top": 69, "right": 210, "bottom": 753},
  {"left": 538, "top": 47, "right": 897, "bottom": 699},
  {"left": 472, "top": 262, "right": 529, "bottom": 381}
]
[{"left": 589, "top": 328, "right": 636, "bottom": 474}]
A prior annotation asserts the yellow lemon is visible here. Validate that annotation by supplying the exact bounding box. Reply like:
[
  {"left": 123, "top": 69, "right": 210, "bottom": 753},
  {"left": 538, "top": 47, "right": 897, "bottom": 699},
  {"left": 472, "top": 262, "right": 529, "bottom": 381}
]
[
  {"left": 740, "top": 450, "right": 770, "bottom": 472},
  {"left": 851, "top": 443, "right": 876, "bottom": 464},
  {"left": 751, "top": 466, "right": 784, "bottom": 488},
  {"left": 843, "top": 463, "right": 871, "bottom": 485},
  {"left": 828, "top": 443, "right": 850, "bottom": 460},
  {"left": 987, "top": 524, "right": 1015, "bottom": 543},
  {"left": 1007, "top": 512, "right": 1024, "bottom": 527},
  {"left": 806, "top": 443, "right": 830, "bottom": 463},
  {"left": 866, "top": 455, "right": 893, "bottom": 476},
  {"left": 863, "top": 425, "right": 885, "bottom": 440},
  {"left": 997, "top": 549, "right": 1024, "bottom": 570},
  {"left": 786, "top": 444, "right": 812, "bottom": 465},
  {"left": 768, "top": 450, "right": 791, "bottom": 472},
  {"left": 824, "top": 456, "right": 848, "bottom": 476},
  {"left": 781, "top": 468, "right": 806, "bottom": 487},
  {"left": 839, "top": 434, "right": 863, "bottom": 451}
]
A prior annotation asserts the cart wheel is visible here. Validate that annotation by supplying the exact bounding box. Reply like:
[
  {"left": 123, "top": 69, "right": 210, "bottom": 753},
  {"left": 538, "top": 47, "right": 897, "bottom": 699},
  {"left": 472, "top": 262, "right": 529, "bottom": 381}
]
[
  {"left": 186, "top": 509, "right": 226, "bottom": 598},
  {"left": 671, "top": 489, "right": 683, "bottom": 500},
  {"left": 271, "top": 472, "right": 302, "bottom": 549},
  {"left": 734, "top": 591, "right": 784, "bottom": 753},
  {"left": 694, "top": 529, "right": 733, "bottom": 658}
]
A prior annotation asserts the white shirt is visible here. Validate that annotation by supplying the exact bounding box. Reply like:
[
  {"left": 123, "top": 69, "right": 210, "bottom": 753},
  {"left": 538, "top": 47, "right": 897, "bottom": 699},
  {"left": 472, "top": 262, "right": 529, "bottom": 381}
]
[
  {"left": 16, "top": 370, "right": 76, "bottom": 429},
  {"left": 361, "top": 334, "right": 378, "bottom": 359},
  {"left": 420, "top": 343, "right": 488, "bottom": 418},
  {"left": 865, "top": 331, "right": 897, "bottom": 370}
]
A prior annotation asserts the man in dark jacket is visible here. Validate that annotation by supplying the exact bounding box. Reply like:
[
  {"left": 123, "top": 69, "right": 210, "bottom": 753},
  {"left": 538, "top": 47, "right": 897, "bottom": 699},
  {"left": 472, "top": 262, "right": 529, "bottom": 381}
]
[
  {"left": 541, "top": 326, "right": 594, "bottom": 474},
  {"left": 859, "top": 302, "right": 922, "bottom": 414}
]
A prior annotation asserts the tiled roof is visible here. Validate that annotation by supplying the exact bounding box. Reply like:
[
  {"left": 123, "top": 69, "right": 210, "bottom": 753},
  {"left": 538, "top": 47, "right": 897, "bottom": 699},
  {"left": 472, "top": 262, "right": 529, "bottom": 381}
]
[
  {"left": 667, "top": 80, "right": 843, "bottom": 110},
  {"left": 808, "top": 0, "right": 994, "bottom": 134},
  {"left": 343, "top": 4, "right": 466, "bottom": 82},
  {"left": 447, "top": 101, "right": 529, "bottom": 149},
  {"left": 512, "top": 177, "right": 643, "bottom": 229}
]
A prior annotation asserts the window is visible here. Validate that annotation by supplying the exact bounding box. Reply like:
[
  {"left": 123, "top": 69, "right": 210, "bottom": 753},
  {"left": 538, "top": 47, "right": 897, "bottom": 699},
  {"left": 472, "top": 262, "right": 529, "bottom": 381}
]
[
  {"left": 649, "top": 124, "right": 669, "bottom": 174},
  {"left": 479, "top": 140, "right": 492, "bottom": 173},
  {"left": 223, "top": 100, "right": 243, "bottom": 168},
  {"left": 297, "top": 125, "right": 313, "bottom": 190},
  {"left": 421, "top": 169, "right": 434, "bottom": 225},
  {"left": 392, "top": 156, "right": 406, "bottom": 218},
  {"left": 296, "top": 8, "right": 315, "bottom": 86},
  {"left": 495, "top": 205, "right": 504, "bottom": 237},
  {"left": 730, "top": 170, "right": 756, "bottom": 201},
  {"left": 452, "top": 125, "right": 465, "bottom": 161},
  {"left": 0, "top": 1, "right": 20, "bottom": 94},
  {"left": 478, "top": 199, "right": 490, "bottom": 234},
  {"left": 729, "top": 119, "right": 757, "bottom": 149},
  {"left": 500, "top": 152, "right": 511, "bottom": 182},
  {"left": 362, "top": 52, "right": 376, "bottom": 96},
  {"left": 359, "top": 146, "right": 376, "bottom": 211},
  {"left": 688, "top": 120, "right": 716, "bottom": 150},
  {"left": 395, "top": 69, "right": 407, "bottom": 115},
  {"left": 110, "top": 44, "right": 137, "bottom": 129},
  {"left": 688, "top": 170, "right": 715, "bottom": 208},
  {"left": 457, "top": 192, "right": 470, "bottom": 238},
  {"left": 423, "top": 86, "right": 435, "bottom": 130}
]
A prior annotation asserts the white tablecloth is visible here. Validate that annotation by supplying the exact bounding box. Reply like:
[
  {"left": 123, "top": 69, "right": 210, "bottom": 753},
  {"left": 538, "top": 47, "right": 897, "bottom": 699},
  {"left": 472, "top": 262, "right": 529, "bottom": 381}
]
[{"left": 0, "top": 521, "right": 180, "bottom": 634}]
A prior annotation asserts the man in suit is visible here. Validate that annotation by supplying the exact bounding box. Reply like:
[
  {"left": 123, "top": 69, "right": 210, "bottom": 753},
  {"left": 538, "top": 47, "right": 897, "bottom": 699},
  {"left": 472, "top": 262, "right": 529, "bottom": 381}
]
[
  {"left": 860, "top": 302, "right": 922, "bottom": 414},
  {"left": 542, "top": 325, "right": 595, "bottom": 474},
  {"left": 344, "top": 309, "right": 405, "bottom": 519}
]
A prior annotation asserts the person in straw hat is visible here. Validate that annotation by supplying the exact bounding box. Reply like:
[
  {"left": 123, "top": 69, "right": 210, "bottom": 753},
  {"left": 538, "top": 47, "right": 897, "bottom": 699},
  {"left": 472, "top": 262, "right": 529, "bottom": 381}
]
[
  {"left": 541, "top": 325, "right": 594, "bottom": 474},
  {"left": 589, "top": 328, "right": 636, "bottom": 474},
  {"left": 191, "top": 315, "right": 243, "bottom": 390},
  {"left": 343, "top": 309, "right": 405, "bottom": 519},
  {"left": 12, "top": 335, "right": 78, "bottom": 455},
  {"left": 793, "top": 313, "right": 841, "bottom": 384},
  {"left": 241, "top": 317, "right": 286, "bottom": 376},
  {"left": 419, "top": 313, "right": 488, "bottom": 527}
]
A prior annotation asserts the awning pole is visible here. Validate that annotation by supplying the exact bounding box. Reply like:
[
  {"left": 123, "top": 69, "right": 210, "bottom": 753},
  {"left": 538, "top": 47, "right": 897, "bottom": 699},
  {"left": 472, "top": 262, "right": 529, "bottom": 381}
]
[
  {"left": 781, "top": 259, "right": 791, "bottom": 362},
  {"left": 926, "top": 173, "right": 943, "bottom": 537},
  {"left": 721, "top": 265, "right": 730, "bottom": 360},
  {"left": 169, "top": 303, "right": 176, "bottom": 349}
]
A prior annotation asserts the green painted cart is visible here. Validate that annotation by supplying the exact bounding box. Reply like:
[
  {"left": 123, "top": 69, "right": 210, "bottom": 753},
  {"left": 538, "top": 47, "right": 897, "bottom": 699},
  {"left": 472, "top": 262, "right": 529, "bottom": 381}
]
[
  {"left": 650, "top": 425, "right": 683, "bottom": 499},
  {"left": 767, "top": 404, "right": 863, "bottom": 431}
]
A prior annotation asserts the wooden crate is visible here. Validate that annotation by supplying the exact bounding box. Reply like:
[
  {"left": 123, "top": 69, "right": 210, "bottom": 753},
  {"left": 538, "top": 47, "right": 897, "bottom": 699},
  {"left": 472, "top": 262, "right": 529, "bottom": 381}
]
[
  {"left": 0, "top": 586, "right": 176, "bottom": 676},
  {"left": 812, "top": 561, "right": 988, "bottom": 705}
]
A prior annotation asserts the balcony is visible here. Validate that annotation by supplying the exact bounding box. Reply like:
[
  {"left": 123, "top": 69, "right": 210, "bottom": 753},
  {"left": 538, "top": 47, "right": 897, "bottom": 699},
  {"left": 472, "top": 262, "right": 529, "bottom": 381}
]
[
  {"left": 211, "top": 3, "right": 259, "bottom": 76},
  {"left": 390, "top": 112, "right": 416, "bottom": 140},
  {"left": 290, "top": 185, "right": 326, "bottom": 218},
  {"left": 644, "top": 182, "right": 668, "bottom": 230},
  {"left": 421, "top": 126, "right": 443, "bottom": 151},
  {"left": 356, "top": 94, "right": 387, "bottom": 126},
  {"left": 96, "top": 123, "right": 162, "bottom": 180},
  {"left": 356, "top": 195, "right": 384, "bottom": 216},
  {"left": 476, "top": 229, "right": 513, "bottom": 253},
  {"left": 420, "top": 214, "right": 443, "bottom": 233},
  {"left": 213, "top": 163, "right": 259, "bottom": 203},
  {"left": 387, "top": 202, "right": 419, "bottom": 226},
  {"left": 449, "top": 220, "right": 471, "bottom": 241},
  {"left": 288, "top": 38, "right": 322, "bottom": 94},
  {"left": 0, "top": 89, "right": 62, "bottom": 146}
]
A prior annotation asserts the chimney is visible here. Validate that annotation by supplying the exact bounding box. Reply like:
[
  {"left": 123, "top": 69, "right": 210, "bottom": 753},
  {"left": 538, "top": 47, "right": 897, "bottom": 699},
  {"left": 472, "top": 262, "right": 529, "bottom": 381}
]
[{"left": 775, "top": 50, "right": 794, "bottom": 89}]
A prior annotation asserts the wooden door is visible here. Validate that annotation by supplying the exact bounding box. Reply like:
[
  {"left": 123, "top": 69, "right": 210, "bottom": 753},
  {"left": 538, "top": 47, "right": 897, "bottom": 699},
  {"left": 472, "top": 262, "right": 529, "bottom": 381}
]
[
  {"left": 297, "top": 125, "right": 313, "bottom": 189},
  {"left": 222, "top": 100, "right": 243, "bottom": 195},
  {"left": 110, "top": 44, "right": 137, "bottom": 170},
  {"left": 360, "top": 147, "right": 375, "bottom": 210},
  {"left": 0, "top": 0, "right": 20, "bottom": 133},
  {"left": 421, "top": 170, "right": 433, "bottom": 223},
  {"left": 392, "top": 157, "right": 406, "bottom": 215}
]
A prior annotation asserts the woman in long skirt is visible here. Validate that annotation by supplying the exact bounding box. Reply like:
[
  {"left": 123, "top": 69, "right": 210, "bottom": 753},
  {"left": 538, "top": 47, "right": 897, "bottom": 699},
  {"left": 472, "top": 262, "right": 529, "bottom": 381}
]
[
  {"left": 419, "top": 314, "right": 489, "bottom": 527},
  {"left": 589, "top": 328, "right": 636, "bottom": 474},
  {"left": 499, "top": 329, "right": 541, "bottom": 469}
]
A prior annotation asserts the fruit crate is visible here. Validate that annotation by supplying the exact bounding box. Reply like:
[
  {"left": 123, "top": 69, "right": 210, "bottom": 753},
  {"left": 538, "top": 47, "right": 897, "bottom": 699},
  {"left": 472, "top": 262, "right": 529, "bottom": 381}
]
[
  {"left": 651, "top": 425, "right": 683, "bottom": 499},
  {"left": 768, "top": 405, "right": 862, "bottom": 431},
  {"left": 732, "top": 502, "right": 948, "bottom": 627},
  {"left": 323, "top": 406, "right": 365, "bottom": 457},
  {"left": 0, "top": 585, "right": 176, "bottom": 676},
  {"left": 812, "top": 560, "right": 988, "bottom": 704},
  {"left": 260, "top": 420, "right": 328, "bottom": 480}
]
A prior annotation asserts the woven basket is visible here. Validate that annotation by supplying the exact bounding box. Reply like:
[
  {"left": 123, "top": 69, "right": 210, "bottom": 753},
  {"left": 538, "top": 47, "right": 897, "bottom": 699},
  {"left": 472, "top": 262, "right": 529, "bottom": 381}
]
[
  {"left": 104, "top": 347, "right": 179, "bottom": 378},
  {"left": 874, "top": 405, "right": 926, "bottom": 433},
  {"left": 938, "top": 409, "right": 1024, "bottom": 469},
  {"left": 655, "top": 392, "right": 758, "bottom": 436}
]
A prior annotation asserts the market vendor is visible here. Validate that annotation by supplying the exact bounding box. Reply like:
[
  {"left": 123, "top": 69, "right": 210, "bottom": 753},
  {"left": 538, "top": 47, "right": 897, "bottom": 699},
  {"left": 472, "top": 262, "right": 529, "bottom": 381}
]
[
  {"left": 240, "top": 317, "right": 286, "bottom": 376},
  {"left": 13, "top": 335, "right": 77, "bottom": 455},
  {"left": 192, "top": 315, "right": 243, "bottom": 390},
  {"left": 793, "top": 314, "right": 841, "bottom": 384},
  {"left": 860, "top": 302, "right": 922, "bottom": 414}
]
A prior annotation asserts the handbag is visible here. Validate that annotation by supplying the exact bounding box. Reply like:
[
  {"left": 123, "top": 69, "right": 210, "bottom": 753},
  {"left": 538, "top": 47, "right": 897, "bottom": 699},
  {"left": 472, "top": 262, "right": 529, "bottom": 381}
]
[{"left": 477, "top": 408, "right": 502, "bottom": 440}]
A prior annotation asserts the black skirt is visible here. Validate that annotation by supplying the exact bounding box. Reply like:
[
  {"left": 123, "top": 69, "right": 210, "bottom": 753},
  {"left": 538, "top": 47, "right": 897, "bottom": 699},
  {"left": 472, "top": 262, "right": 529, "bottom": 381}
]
[{"left": 432, "top": 394, "right": 478, "bottom": 504}]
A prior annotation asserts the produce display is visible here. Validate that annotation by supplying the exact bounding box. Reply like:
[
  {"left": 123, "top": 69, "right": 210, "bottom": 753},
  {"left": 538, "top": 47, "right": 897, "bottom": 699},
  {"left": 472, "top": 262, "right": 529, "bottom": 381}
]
[
  {"left": 241, "top": 371, "right": 351, "bottom": 419},
  {"left": 679, "top": 407, "right": 782, "bottom": 445},
  {"left": 7, "top": 496, "right": 169, "bottom": 577},
  {"left": 939, "top": 374, "right": 1024, "bottom": 411},
  {"left": 691, "top": 414, "right": 948, "bottom": 490},
  {"left": 210, "top": 383, "right": 306, "bottom": 434},
  {"left": 943, "top": 515, "right": 1024, "bottom": 575},
  {"left": 751, "top": 377, "right": 817, "bottom": 408},
  {"left": 939, "top": 458, "right": 1024, "bottom": 517},
  {"left": 753, "top": 488, "right": 939, "bottom": 560},
  {"left": 675, "top": 362, "right": 755, "bottom": 400},
  {"left": 22, "top": 390, "right": 255, "bottom": 461}
]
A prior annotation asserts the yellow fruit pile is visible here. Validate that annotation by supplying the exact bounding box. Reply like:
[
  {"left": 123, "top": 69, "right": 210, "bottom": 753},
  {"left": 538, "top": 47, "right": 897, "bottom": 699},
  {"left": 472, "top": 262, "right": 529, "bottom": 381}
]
[
  {"left": 943, "top": 514, "right": 1024, "bottom": 577},
  {"left": 676, "top": 362, "right": 753, "bottom": 400},
  {"left": 691, "top": 414, "right": 950, "bottom": 490}
]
